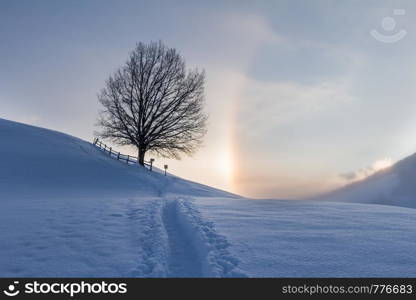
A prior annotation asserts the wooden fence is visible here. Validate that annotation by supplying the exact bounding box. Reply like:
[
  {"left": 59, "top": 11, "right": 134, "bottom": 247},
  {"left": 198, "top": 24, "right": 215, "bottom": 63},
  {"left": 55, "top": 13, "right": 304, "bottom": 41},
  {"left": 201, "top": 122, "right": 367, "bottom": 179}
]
[{"left": 93, "top": 138, "right": 156, "bottom": 171}]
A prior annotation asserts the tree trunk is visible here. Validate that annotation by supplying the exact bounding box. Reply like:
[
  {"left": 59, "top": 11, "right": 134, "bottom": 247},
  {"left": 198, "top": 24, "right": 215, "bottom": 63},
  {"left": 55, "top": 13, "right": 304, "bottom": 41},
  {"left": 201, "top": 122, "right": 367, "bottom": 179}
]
[{"left": 138, "top": 148, "right": 146, "bottom": 166}]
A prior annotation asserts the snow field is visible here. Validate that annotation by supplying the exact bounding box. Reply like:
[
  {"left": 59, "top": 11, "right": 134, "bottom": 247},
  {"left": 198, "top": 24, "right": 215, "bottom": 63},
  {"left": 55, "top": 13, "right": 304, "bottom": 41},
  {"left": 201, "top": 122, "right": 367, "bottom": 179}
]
[
  {"left": 3, "top": 118, "right": 416, "bottom": 277},
  {"left": 193, "top": 197, "right": 416, "bottom": 277},
  {"left": 0, "top": 195, "right": 243, "bottom": 277}
]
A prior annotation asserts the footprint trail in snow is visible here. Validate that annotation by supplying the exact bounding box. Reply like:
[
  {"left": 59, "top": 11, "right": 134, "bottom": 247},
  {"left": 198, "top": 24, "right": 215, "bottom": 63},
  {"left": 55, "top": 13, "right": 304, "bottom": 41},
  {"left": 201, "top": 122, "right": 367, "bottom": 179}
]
[{"left": 163, "top": 200, "right": 202, "bottom": 277}]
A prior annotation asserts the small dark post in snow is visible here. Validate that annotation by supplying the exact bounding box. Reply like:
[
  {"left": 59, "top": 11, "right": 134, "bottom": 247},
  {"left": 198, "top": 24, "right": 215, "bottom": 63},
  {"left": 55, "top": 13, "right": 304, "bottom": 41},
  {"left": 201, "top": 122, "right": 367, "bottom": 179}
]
[
  {"left": 127, "top": 155, "right": 130, "bottom": 164},
  {"left": 117, "top": 152, "right": 120, "bottom": 160},
  {"left": 150, "top": 158, "right": 155, "bottom": 171},
  {"left": 164, "top": 165, "right": 168, "bottom": 176},
  {"left": 109, "top": 147, "right": 112, "bottom": 155}
]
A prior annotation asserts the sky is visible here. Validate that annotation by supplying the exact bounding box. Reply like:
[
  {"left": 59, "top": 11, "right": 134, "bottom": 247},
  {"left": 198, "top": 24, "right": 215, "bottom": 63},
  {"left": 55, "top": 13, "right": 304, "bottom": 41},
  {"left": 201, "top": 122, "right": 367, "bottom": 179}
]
[{"left": 1, "top": 0, "right": 416, "bottom": 199}]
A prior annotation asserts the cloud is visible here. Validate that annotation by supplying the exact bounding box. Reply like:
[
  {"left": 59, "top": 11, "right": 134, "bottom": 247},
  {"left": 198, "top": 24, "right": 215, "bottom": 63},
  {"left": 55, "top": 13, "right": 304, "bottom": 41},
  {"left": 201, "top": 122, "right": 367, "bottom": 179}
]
[
  {"left": 339, "top": 171, "right": 358, "bottom": 181},
  {"left": 235, "top": 77, "right": 356, "bottom": 138},
  {"left": 339, "top": 158, "right": 394, "bottom": 183},
  {"left": 223, "top": 12, "right": 282, "bottom": 46},
  {"left": 233, "top": 170, "right": 343, "bottom": 199}
]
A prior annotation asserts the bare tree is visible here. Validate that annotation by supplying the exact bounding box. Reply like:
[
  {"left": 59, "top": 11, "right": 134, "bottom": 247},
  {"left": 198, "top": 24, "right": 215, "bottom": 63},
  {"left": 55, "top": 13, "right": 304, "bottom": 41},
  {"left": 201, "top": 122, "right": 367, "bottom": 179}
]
[{"left": 97, "top": 41, "right": 207, "bottom": 166}]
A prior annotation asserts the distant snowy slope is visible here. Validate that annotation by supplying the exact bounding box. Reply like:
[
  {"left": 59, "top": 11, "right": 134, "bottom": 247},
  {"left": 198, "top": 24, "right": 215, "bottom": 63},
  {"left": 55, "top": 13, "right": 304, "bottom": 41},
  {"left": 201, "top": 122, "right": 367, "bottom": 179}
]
[{"left": 318, "top": 153, "right": 416, "bottom": 208}]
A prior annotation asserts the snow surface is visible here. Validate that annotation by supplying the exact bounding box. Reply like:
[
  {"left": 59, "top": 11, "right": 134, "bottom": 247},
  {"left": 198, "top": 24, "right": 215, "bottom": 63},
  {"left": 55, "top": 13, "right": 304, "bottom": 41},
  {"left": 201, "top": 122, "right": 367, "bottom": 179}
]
[
  {"left": 193, "top": 198, "right": 416, "bottom": 277},
  {"left": 2, "top": 118, "right": 416, "bottom": 277}
]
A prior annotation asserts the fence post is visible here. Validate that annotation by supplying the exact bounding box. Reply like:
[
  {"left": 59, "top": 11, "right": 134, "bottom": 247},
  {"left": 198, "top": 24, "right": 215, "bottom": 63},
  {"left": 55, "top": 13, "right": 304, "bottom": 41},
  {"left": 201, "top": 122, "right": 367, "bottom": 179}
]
[
  {"left": 150, "top": 158, "right": 154, "bottom": 171},
  {"left": 109, "top": 147, "right": 112, "bottom": 155},
  {"left": 117, "top": 152, "right": 120, "bottom": 160},
  {"left": 164, "top": 165, "right": 168, "bottom": 176},
  {"left": 127, "top": 155, "right": 130, "bottom": 164}
]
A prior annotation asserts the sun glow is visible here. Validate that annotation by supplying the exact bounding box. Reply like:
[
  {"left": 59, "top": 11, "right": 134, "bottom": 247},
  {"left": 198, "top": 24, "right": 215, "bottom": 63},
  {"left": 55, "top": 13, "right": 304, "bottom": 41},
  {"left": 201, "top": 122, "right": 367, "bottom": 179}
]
[
  {"left": 218, "top": 148, "right": 233, "bottom": 187},
  {"left": 373, "top": 158, "right": 393, "bottom": 171}
]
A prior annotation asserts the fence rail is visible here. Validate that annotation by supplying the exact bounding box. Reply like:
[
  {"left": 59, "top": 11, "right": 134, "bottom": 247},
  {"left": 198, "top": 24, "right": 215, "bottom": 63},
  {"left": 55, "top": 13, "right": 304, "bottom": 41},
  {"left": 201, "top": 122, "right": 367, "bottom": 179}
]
[{"left": 93, "top": 138, "right": 157, "bottom": 171}]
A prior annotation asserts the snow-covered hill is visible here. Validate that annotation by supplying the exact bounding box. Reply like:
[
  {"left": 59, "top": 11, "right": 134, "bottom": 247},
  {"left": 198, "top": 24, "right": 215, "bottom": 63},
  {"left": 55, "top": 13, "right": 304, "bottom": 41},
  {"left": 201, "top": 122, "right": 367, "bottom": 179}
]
[
  {"left": 2, "top": 118, "right": 416, "bottom": 277},
  {"left": 0, "top": 118, "right": 235, "bottom": 199},
  {"left": 0, "top": 118, "right": 240, "bottom": 277},
  {"left": 318, "top": 154, "right": 416, "bottom": 208}
]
